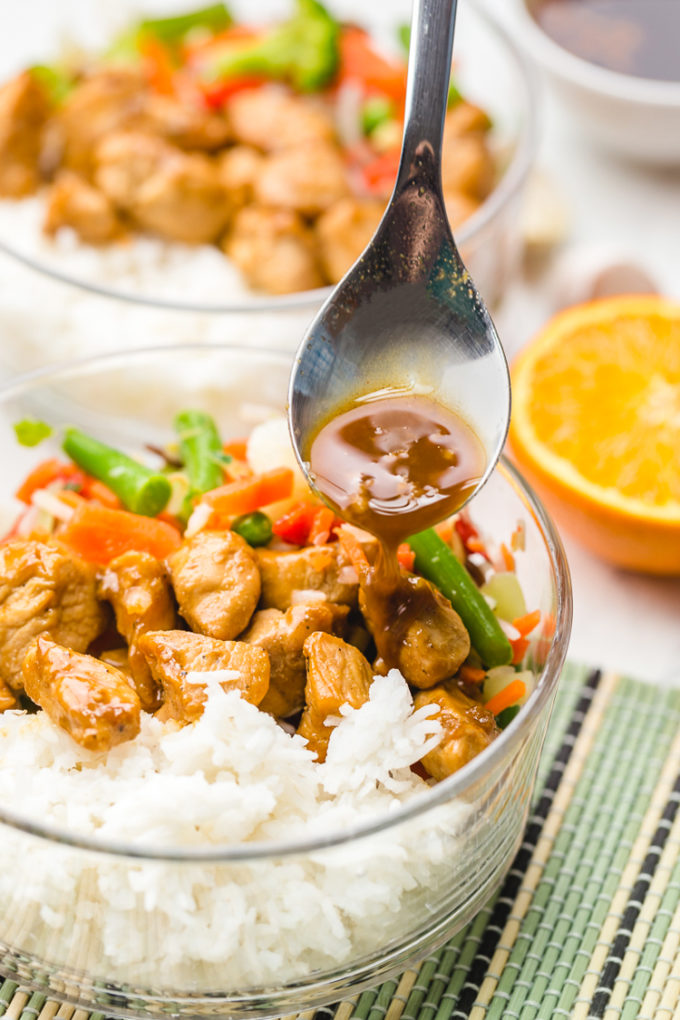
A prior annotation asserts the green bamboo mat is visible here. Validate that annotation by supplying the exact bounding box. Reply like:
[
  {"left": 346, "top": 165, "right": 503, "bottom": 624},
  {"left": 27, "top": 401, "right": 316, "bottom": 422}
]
[{"left": 1, "top": 663, "right": 679, "bottom": 1020}]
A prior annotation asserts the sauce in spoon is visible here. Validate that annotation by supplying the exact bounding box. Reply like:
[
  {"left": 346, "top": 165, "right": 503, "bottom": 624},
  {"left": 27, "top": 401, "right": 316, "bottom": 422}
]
[{"left": 309, "top": 390, "right": 485, "bottom": 674}]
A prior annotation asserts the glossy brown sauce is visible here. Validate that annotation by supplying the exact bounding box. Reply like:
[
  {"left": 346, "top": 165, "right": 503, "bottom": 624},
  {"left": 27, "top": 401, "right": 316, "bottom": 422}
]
[
  {"left": 534, "top": 0, "right": 680, "bottom": 82},
  {"left": 309, "top": 391, "right": 485, "bottom": 672}
]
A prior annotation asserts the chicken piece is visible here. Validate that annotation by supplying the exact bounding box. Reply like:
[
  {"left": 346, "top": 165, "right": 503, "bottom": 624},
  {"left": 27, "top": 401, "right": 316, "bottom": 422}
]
[
  {"left": 414, "top": 683, "right": 498, "bottom": 780},
  {"left": 241, "top": 601, "right": 349, "bottom": 717},
  {"left": 57, "top": 67, "right": 148, "bottom": 176},
  {"left": 316, "top": 197, "right": 384, "bottom": 284},
  {"left": 256, "top": 544, "right": 358, "bottom": 611},
  {"left": 227, "top": 87, "right": 335, "bottom": 152},
  {"left": 0, "top": 678, "right": 17, "bottom": 713},
  {"left": 168, "top": 530, "right": 260, "bottom": 640},
  {"left": 254, "top": 141, "right": 350, "bottom": 217},
  {"left": 98, "top": 647, "right": 132, "bottom": 677},
  {"left": 23, "top": 636, "right": 141, "bottom": 751},
  {"left": 0, "top": 71, "right": 50, "bottom": 197},
  {"left": 96, "top": 132, "right": 231, "bottom": 244},
  {"left": 224, "top": 205, "right": 323, "bottom": 294},
  {"left": 443, "top": 190, "right": 481, "bottom": 231},
  {"left": 442, "top": 133, "right": 495, "bottom": 200},
  {"left": 138, "top": 629, "right": 269, "bottom": 723},
  {"left": 98, "top": 551, "right": 177, "bottom": 712},
  {"left": 297, "top": 632, "right": 373, "bottom": 762},
  {"left": 217, "top": 145, "right": 264, "bottom": 208},
  {"left": 0, "top": 540, "right": 106, "bottom": 690},
  {"left": 143, "top": 94, "right": 232, "bottom": 150},
  {"left": 43, "top": 171, "right": 123, "bottom": 244},
  {"left": 443, "top": 102, "right": 492, "bottom": 140},
  {"left": 359, "top": 573, "right": 470, "bottom": 689}
]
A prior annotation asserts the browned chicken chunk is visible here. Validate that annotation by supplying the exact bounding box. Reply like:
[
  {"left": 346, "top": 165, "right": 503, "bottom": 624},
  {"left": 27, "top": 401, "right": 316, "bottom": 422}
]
[
  {"left": 143, "top": 94, "right": 232, "bottom": 151},
  {"left": 359, "top": 574, "right": 470, "bottom": 689},
  {"left": 56, "top": 67, "right": 148, "bottom": 176},
  {"left": 444, "top": 102, "right": 492, "bottom": 140},
  {"left": 443, "top": 190, "right": 481, "bottom": 231},
  {"left": 168, "top": 530, "right": 260, "bottom": 640},
  {"left": 316, "top": 197, "right": 384, "bottom": 284},
  {"left": 138, "top": 629, "right": 269, "bottom": 724},
  {"left": 23, "top": 636, "right": 141, "bottom": 751},
  {"left": 96, "top": 132, "right": 231, "bottom": 244},
  {"left": 254, "top": 141, "right": 350, "bottom": 216},
  {"left": 297, "top": 632, "right": 373, "bottom": 762},
  {"left": 223, "top": 204, "right": 323, "bottom": 294},
  {"left": 0, "top": 678, "right": 17, "bottom": 713},
  {"left": 256, "top": 544, "right": 358, "bottom": 611},
  {"left": 242, "top": 601, "right": 349, "bottom": 718},
  {"left": 217, "top": 145, "right": 264, "bottom": 207},
  {"left": 0, "top": 71, "right": 50, "bottom": 197},
  {"left": 44, "top": 171, "right": 123, "bottom": 244},
  {"left": 0, "top": 540, "right": 106, "bottom": 690},
  {"left": 227, "top": 87, "right": 335, "bottom": 152},
  {"left": 98, "top": 551, "right": 177, "bottom": 712},
  {"left": 414, "top": 684, "right": 498, "bottom": 780},
  {"left": 442, "top": 133, "right": 494, "bottom": 200}
]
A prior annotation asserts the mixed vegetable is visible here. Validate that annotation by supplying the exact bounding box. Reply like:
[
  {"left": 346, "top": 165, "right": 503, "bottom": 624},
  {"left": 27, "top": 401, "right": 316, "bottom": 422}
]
[
  {"left": 0, "top": 411, "right": 547, "bottom": 780},
  {"left": 0, "top": 1, "right": 496, "bottom": 294}
]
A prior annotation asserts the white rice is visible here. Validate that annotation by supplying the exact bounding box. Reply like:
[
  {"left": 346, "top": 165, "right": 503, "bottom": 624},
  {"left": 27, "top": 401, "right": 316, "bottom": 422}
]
[
  {"left": 0, "top": 670, "right": 471, "bottom": 991},
  {"left": 0, "top": 196, "right": 319, "bottom": 377}
]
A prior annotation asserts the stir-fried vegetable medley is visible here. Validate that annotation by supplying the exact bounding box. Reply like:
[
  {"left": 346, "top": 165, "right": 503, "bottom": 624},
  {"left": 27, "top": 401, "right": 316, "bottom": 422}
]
[
  {"left": 0, "top": 411, "right": 546, "bottom": 780},
  {"left": 0, "top": 1, "right": 495, "bottom": 294}
]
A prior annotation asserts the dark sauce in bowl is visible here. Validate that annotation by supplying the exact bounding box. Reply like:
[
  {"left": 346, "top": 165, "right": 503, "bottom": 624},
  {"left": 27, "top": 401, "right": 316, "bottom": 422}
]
[
  {"left": 309, "top": 391, "right": 486, "bottom": 671},
  {"left": 533, "top": 0, "right": 680, "bottom": 82}
]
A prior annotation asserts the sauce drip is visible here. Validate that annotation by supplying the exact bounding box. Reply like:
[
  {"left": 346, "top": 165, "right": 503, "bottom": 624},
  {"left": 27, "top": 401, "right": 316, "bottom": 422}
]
[
  {"left": 534, "top": 0, "right": 680, "bottom": 82},
  {"left": 309, "top": 391, "right": 485, "bottom": 673}
]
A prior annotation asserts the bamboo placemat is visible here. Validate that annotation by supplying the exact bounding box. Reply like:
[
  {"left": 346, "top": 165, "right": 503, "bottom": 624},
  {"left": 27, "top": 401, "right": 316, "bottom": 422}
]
[{"left": 1, "top": 663, "right": 679, "bottom": 1020}]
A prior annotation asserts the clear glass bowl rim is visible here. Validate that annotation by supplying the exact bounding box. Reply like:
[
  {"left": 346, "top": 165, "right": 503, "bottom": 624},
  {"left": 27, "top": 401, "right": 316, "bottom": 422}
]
[
  {"left": 0, "top": 343, "right": 572, "bottom": 863},
  {"left": 0, "top": 0, "right": 538, "bottom": 314}
]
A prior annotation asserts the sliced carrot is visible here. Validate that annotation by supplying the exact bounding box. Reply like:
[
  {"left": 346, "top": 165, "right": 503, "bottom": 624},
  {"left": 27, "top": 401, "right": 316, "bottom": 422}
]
[
  {"left": 338, "top": 27, "right": 407, "bottom": 102},
  {"left": 459, "top": 664, "right": 486, "bottom": 685},
  {"left": 484, "top": 678, "right": 527, "bottom": 717},
  {"left": 222, "top": 438, "right": 249, "bottom": 461},
  {"left": 60, "top": 504, "right": 182, "bottom": 564},
  {"left": 500, "top": 542, "right": 516, "bottom": 571},
  {"left": 435, "top": 519, "right": 454, "bottom": 544},
  {"left": 309, "top": 506, "right": 336, "bottom": 546},
  {"left": 15, "top": 459, "right": 81, "bottom": 504},
  {"left": 141, "top": 36, "right": 176, "bottom": 95},
  {"left": 79, "top": 477, "right": 120, "bottom": 510},
  {"left": 397, "top": 542, "right": 415, "bottom": 571},
  {"left": 200, "top": 467, "right": 293, "bottom": 516},
  {"left": 512, "top": 609, "right": 541, "bottom": 637},
  {"left": 338, "top": 528, "right": 369, "bottom": 571},
  {"left": 510, "top": 636, "right": 530, "bottom": 665}
]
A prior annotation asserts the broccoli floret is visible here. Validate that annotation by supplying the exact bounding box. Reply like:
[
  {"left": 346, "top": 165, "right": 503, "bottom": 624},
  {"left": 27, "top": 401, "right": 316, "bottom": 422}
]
[{"left": 206, "top": 0, "right": 340, "bottom": 93}]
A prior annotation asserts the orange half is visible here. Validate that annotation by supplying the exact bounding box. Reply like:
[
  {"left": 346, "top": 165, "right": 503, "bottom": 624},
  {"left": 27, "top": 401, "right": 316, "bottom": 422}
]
[{"left": 508, "top": 296, "right": 680, "bottom": 574}]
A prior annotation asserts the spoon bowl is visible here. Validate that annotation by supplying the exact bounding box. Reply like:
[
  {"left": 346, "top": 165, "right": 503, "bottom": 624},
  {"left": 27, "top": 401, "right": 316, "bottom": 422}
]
[{"left": 289, "top": 0, "right": 510, "bottom": 504}]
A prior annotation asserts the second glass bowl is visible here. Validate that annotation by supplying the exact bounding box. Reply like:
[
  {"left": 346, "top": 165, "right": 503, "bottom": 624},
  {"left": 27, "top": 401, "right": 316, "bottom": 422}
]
[{"left": 0, "top": 344, "right": 570, "bottom": 1019}]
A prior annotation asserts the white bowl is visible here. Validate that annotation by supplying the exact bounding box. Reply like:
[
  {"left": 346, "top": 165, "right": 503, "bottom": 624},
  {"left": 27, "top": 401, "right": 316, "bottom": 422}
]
[{"left": 511, "top": 0, "right": 680, "bottom": 164}]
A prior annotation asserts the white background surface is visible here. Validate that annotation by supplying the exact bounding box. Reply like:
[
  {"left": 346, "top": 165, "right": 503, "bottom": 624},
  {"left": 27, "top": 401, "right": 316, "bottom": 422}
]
[{"left": 0, "top": 0, "right": 679, "bottom": 684}]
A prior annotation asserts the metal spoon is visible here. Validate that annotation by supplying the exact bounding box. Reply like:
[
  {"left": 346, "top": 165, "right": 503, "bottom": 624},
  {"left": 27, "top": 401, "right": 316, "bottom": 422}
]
[{"left": 288, "top": 0, "right": 510, "bottom": 501}]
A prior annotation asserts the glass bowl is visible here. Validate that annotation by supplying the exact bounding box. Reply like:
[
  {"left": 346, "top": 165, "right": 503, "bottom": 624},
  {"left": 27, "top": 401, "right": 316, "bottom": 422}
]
[
  {"left": 0, "top": 0, "right": 536, "bottom": 376},
  {"left": 0, "top": 345, "right": 570, "bottom": 1019}
]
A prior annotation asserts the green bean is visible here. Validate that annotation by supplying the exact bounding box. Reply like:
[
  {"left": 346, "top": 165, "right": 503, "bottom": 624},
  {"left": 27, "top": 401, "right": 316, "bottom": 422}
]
[
  {"left": 62, "top": 428, "right": 171, "bottom": 518},
  {"left": 407, "top": 528, "right": 512, "bottom": 668},
  {"left": 174, "top": 410, "right": 225, "bottom": 498},
  {"left": 231, "top": 511, "right": 273, "bottom": 547},
  {"left": 496, "top": 704, "right": 521, "bottom": 730}
]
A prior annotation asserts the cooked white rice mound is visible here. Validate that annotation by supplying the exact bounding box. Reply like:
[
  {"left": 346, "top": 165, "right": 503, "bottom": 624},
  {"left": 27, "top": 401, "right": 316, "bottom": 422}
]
[{"left": 0, "top": 671, "right": 470, "bottom": 990}]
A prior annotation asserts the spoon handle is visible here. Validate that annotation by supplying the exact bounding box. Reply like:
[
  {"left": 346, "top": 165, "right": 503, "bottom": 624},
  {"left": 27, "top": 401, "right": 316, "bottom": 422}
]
[{"left": 397, "top": 0, "right": 458, "bottom": 194}]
